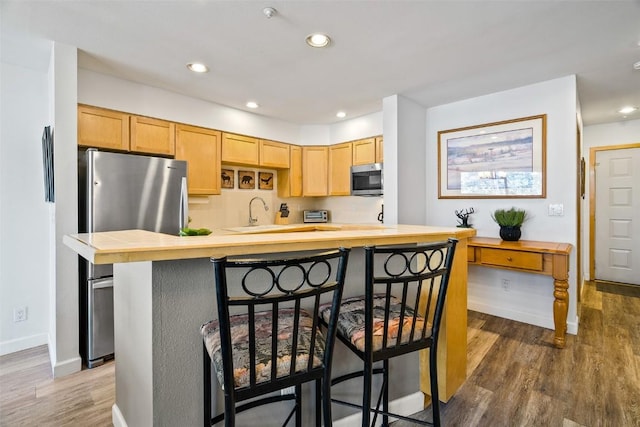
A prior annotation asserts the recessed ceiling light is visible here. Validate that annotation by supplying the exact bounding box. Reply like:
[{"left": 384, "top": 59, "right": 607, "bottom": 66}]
[
  {"left": 618, "top": 106, "right": 638, "bottom": 114},
  {"left": 186, "top": 62, "right": 209, "bottom": 73},
  {"left": 306, "top": 33, "right": 331, "bottom": 48},
  {"left": 336, "top": 111, "right": 346, "bottom": 118},
  {"left": 263, "top": 7, "right": 277, "bottom": 18},
  {"left": 246, "top": 101, "right": 259, "bottom": 109}
]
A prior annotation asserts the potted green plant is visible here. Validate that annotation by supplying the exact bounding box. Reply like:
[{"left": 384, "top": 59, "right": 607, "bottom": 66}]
[{"left": 491, "top": 207, "right": 527, "bottom": 241}]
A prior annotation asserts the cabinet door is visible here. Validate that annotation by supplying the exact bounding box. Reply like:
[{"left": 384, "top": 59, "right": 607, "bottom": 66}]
[
  {"left": 130, "top": 116, "right": 176, "bottom": 156},
  {"left": 78, "top": 105, "right": 130, "bottom": 151},
  {"left": 260, "top": 140, "right": 290, "bottom": 168},
  {"left": 175, "top": 124, "right": 221, "bottom": 195},
  {"left": 352, "top": 138, "right": 376, "bottom": 166},
  {"left": 221, "top": 133, "right": 259, "bottom": 165},
  {"left": 302, "top": 146, "right": 328, "bottom": 196},
  {"left": 329, "top": 142, "right": 353, "bottom": 196},
  {"left": 375, "top": 136, "right": 384, "bottom": 163},
  {"left": 277, "top": 145, "right": 302, "bottom": 198}
]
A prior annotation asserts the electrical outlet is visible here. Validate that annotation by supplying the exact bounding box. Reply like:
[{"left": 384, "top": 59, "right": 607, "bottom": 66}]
[
  {"left": 501, "top": 279, "right": 510, "bottom": 292},
  {"left": 13, "top": 306, "right": 28, "bottom": 322}
]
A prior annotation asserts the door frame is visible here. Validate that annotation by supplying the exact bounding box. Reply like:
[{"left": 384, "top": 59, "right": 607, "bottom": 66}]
[{"left": 589, "top": 142, "right": 640, "bottom": 280}]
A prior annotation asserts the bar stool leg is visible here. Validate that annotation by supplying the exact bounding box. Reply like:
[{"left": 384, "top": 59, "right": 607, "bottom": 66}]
[
  {"left": 383, "top": 359, "right": 389, "bottom": 426},
  {"left": 362, "top": 358, "right": 373, "bottom": 426},
  {"left": 203, "top": 344, "right": 212, "bottom": 427},
  {"left": 430, "top": 346, "right": 441, "bottom": 427}
]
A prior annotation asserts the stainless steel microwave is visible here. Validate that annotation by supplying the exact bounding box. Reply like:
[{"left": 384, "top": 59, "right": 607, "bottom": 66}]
[{"left": 351, "top": 163, "right": 383, "bottom": 196}]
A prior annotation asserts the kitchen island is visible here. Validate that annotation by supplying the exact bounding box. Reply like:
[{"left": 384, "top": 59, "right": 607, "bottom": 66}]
[{"left": 64, "top": 224, "right": 475, "bottom": 426}]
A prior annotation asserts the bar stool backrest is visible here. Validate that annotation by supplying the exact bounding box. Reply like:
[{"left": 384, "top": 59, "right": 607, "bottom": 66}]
[
  {"left": 363, "top": 239, "right": 457, "bottom": 360},
  {"left": 212, "top": 248, "right": 350, "bottom": 401}
]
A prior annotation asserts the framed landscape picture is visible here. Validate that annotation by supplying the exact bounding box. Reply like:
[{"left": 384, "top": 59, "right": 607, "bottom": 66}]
[{"left": 438, "top": 114, "right": 546, "bottom": 199}]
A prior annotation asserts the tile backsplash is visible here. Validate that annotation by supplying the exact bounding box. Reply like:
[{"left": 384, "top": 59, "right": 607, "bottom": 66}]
[{"left": 187, "top": 166, "right": 383, "bottom": 230}]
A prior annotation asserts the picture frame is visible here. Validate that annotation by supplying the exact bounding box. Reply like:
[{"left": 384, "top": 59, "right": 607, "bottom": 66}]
[
  {"left": 438, "top": 114, "right": 546, "bottom": 199},
  {"left": 238, "top": 170, "right": 255, "bottom": 189},
  {"left": 258, "top": 172, "right": 274, "bottom": 190},
  {"left": 221, "top": 169, "right": 234, "bottom": 189}
]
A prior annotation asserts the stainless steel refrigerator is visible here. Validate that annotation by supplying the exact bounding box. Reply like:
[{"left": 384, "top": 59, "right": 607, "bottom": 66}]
[{"left": 78, "top": 148, "right": 188, "bottom": 368}]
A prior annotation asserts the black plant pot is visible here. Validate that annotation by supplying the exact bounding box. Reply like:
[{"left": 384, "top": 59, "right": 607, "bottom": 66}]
[{"left": 499, "top": 226, "right": 522, "bottom": 241}]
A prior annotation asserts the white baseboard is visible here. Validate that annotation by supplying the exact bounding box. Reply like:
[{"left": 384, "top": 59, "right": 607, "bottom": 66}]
[
  {"left": 52, "top": 354, "right": 82, "bottom": 378},
  {"left": 469, "top": 299, "right": 578, "bottom": 336},
  {"left": 333, "top": 391, "right": 424, "bottom": 427},
  {"left": 113, "top": 404, "right": 128, "bottom": 427},
  {"left": 0, "top": 333, "right": 48, "bottom": 356}
]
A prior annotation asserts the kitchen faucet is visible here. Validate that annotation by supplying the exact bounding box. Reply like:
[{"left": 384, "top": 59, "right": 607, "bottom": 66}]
[{"left": 249, "top": 197, "right": 269, "bottom": 226}]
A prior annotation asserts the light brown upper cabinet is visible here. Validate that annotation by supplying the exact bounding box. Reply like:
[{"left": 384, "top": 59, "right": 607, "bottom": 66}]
[
  {"left": 302, "top": 146, "right": 328, "bottom": 196},
  {"left": 278, "top": 145, "right": 302, "bottom": 198},
  {"left": 78, "top": 105, "right": 176, "bottom": 156},
  {"left": 130, "top": 116, "right": 175, "bottom": 156},
  {"left": 175, "top": 124, "right": 221, "bottom": 195},
  {"left": 329, "top": 142, "right": 353, "bottom": 196},
  {"left": 375, "top": 136, "right": 383, "bottom": 163},
  {"left": 352, "top": 138, "right": 376, "bottom": 166},
  {"left": 221, "top": 133, "right": 259, "bottom": 166},
  {"left": 352, "top": 136, "right": 383, "bottom": 165},
  {"left": 78, "top": 104, "right": 130, "bottom": 151},
  {"left": 259, "top": 139, "right": 290, "bottom": 169}
]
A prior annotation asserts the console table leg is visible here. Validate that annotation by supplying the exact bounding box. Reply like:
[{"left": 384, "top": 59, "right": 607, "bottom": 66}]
[
  {"left": 552, "top": 253, "right": 570, "bottom": 348},
  {"left": 553, "top": 279, "right": 568, "bottom": 348}
]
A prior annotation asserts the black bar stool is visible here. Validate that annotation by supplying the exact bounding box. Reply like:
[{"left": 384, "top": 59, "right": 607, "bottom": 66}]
[
  {"left": 201, "top": 248, "right": 350, "bottom": 427},
  {"left": 320, "top": 239, "right": 457, "bottom": 426}
]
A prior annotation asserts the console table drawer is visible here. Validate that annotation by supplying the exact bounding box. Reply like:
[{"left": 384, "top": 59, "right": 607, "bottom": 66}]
[{"left": 480, "top": 248, "right": 543, "bottom": 271}]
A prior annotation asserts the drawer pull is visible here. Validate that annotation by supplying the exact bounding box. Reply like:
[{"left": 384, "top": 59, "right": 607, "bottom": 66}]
[{"left": 507, "top": 257, "right": 513, "bottom": 261}]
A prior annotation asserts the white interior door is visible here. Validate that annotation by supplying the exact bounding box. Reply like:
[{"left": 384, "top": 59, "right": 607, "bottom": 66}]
[{"left": 595, "top": 147, "right": 640, "bottom": 285}]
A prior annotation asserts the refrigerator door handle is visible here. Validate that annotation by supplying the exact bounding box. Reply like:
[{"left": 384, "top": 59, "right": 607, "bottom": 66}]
[
  {"left": 180, "top": 176, "right": 189, "bottom": 229},
  {"left": 91, "top": 277, "right": 114, "bottom": 290}
]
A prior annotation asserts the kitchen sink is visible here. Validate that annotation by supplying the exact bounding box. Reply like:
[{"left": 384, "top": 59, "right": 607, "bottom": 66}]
[
  {"left": 223, "top": 224, "right": 386, "bottom": 235},
  {"left": 223, "top": 224, "right": 318, "bottom": 234}
]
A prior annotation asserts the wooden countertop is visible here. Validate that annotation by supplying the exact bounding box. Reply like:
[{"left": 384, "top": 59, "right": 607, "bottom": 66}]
[
  {"left": 468, "top": 236, "right": 572, "bottom": 254},
  {"left": 63, "top": 224, "right": 476, "bottom": 264}
]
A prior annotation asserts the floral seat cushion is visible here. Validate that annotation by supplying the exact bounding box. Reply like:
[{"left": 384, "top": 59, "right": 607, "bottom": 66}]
[
  {"left": 201, "top": 308, "right": 326, "bottom": 390},
  {"left": 320, "top": 295, "right": 428, "bottom": 353}
]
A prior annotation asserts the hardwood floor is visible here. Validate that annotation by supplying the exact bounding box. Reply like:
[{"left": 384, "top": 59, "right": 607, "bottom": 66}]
[
  {"left": 0, "top": 347, "right": 114, "bottom": 426},
  {"left": 1, "top": 281, "right": 638, "bottom": 426}
]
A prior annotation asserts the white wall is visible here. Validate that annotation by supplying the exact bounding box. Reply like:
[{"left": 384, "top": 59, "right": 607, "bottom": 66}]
[
  {"left": 0, "top": 60, "right": 52, "bottom": 355},
  {"left": 50, "top": 43, "right": 81, "bottom": 376},
  {"left": 383, "top": 95, "right": 427, "bottom": 225},
  {"left": 582, "top": 119, "right": 640, "bottom": 280},
  {"left": 79, "top": 70, "right": 301, "bottom": 145},
  {"left": 425, "top": 76, "right": 579, "bottom": 333}
]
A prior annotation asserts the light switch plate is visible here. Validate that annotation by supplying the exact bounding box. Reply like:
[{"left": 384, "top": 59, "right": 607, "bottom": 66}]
[{"left": 548, "top": 204, "right": 564, "bottom": 216}]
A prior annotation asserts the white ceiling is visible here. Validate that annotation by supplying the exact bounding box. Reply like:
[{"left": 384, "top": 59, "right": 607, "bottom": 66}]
[{"left": 2, "top": 1, "right": 639, "bottom": 126}]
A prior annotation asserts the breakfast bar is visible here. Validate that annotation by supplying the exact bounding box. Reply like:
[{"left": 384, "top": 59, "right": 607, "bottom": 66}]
[{"left": 64, "top": 224, "right": 475, "bottom": 426}]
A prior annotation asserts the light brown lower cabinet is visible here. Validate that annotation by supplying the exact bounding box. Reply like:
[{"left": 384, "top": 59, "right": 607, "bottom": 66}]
[{"left": 175, "top": 124, "right": 221, "bottom": 195}]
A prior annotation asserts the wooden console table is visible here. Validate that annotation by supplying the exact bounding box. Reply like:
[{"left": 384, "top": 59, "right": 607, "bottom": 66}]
[{"left": 467, "top": 237, "right": 572, "bottom": 348}]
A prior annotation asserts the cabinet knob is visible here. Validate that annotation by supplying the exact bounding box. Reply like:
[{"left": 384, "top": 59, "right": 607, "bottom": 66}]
[{"left": 507, "top": 256, "right": 513, "bottom": 262}]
